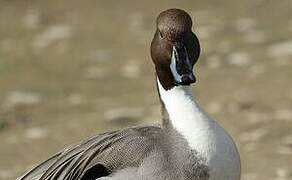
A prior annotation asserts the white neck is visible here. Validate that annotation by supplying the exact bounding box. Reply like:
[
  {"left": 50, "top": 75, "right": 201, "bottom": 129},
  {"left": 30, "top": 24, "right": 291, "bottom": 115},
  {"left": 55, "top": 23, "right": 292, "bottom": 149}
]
[
  {"left": 157, "top": 78, "right": 241, "bottom": 180},
  {"left": 157, "top": 78, "right": 212, "bottom": 152}
]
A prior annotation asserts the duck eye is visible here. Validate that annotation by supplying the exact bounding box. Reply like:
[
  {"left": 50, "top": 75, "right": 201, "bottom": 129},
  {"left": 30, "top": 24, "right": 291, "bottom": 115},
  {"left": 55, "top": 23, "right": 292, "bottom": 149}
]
[{"left": 159, "top": 31, "right": 164, "bottom": 38}]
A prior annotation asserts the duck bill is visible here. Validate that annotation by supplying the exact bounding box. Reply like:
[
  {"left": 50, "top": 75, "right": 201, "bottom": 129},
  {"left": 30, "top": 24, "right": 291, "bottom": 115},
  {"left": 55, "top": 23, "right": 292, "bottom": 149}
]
[{"left": 170, "top": 46, "right": 196, "bottom": 85}]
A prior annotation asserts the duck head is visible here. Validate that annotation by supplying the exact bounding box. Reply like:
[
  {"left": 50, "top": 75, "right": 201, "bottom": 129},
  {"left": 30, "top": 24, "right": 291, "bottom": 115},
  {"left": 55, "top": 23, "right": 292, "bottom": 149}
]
[{"left": 151, "top": 9, "right": 201, "bottom": 90}]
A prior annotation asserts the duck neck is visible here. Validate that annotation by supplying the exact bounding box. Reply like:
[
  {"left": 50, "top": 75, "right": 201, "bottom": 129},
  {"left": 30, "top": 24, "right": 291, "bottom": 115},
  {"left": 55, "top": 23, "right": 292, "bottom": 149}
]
[
  {"left": 157, "top": 77, "right": 241, "bottom": 180},
  {"left": 157, "top": 77, "right": 211, "bottom": 145}
]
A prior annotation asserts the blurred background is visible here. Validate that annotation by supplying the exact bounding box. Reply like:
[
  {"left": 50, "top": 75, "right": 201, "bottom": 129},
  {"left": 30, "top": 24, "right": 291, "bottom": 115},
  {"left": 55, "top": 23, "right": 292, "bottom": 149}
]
[{"left": 0, "top": 0, "right": 292, "bottom": 179}]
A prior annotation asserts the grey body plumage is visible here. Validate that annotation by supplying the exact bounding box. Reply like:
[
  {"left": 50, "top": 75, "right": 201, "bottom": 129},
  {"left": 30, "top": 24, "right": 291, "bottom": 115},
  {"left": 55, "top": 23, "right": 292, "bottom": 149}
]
[{"left": 19, "top": 126, "right": 208, "bottom": 180}]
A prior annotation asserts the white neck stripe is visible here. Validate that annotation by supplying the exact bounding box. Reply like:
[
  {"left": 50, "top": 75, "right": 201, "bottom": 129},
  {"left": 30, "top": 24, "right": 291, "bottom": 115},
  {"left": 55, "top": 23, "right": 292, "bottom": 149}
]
[
  {"left": 157, "top": 78, "right": 210, "bottom": 150},
  {"left": 157, "top": 78, "right": 241, "bottom": 180}
]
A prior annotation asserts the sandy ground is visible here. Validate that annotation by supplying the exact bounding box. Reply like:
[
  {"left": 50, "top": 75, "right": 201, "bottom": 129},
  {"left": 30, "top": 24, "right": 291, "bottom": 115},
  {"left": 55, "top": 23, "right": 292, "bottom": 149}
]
[{"left": 0, "top": 0, "right": 292, "bottom": 179}]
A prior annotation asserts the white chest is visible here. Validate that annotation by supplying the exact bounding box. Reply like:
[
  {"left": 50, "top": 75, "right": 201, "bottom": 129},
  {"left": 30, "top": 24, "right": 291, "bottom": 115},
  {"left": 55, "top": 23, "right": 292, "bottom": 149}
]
[
  {"left": 182, "top": 119, "right": 241, "bottom": 180},
  {"left": 158, "top": 80, "right": 241, "bottom": 180}
]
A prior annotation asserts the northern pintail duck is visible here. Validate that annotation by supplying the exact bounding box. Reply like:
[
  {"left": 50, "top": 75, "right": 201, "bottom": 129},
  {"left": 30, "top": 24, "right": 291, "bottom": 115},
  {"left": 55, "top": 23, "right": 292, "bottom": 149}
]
[{"left": 18, "top": 9, "right": 241, "bottom": 180}]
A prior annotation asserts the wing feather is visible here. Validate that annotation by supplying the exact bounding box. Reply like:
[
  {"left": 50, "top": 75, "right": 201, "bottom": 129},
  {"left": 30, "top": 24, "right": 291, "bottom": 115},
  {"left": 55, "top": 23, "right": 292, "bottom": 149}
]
[{"left": 18, "top": 126, "right": 162, "bottom": 180}]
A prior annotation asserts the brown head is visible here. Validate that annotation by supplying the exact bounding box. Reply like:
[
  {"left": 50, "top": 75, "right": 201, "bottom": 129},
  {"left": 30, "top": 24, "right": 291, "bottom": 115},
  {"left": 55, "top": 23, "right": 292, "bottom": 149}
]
[{"left": 151, "top": 9, "right": 200, "bottom": 90}]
